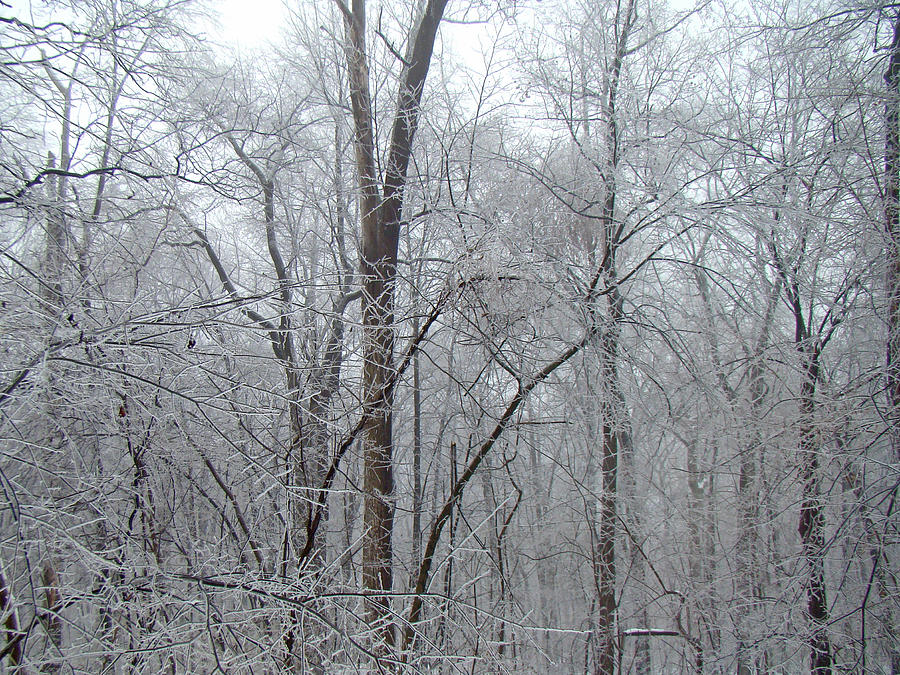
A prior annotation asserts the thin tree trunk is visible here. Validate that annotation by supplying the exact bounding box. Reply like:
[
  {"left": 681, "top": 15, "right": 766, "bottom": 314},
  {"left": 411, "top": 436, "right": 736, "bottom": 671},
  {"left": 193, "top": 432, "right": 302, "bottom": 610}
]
[
  {"left": 0, "top": 563, "right": 25, "bottom": 673},
  {"left": 303, "top": 121, "right": 356, "bottom": 574},
  {"left": 767, "top": 198, "right": 833, "bottom": 675},
  {"left": 618, "top": 416, "right": 649, "bottom": 675},
  {"left": 42, "top": 562, "right": 62, "bottom": 675},
  {"left": 595, "top": 318, "right": 619, "bottom": 675},
  {"left": 694, "top": 247, "right": 779, "bottom": 674},
  {"left": 41, "top": 53, "right": 79, "bottom": 313},
  {"left": 412, "top": 312, "right": 423, "bottom": 567}
]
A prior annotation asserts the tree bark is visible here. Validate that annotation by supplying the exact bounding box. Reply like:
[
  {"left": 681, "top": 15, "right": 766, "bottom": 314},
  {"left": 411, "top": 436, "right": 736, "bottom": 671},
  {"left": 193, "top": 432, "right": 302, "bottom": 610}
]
[
  {"left": 594, "top": 307, "right": 619, "bottom": 675},
  {"left": 887, "top": 13, "right": 900, "bottom": 465},
  {"left": 0, "top": 563, "right": 25, "bottom": 673},
  {"left": 694, "top": 249, "right": 779, "bottom": 675},
  {"left": 767, "top": 192, "right": 833, "bottom": 675},
  {"left": 412, "top": 311, "right": 423, "bottom": 568},
  {"left": 883, "top": 14, "right": 900, "bottom": 674},
  {"left": 337, "top": 0, "right": 449, "bottom": 654},
  {"left": 592, "top": 2, "right": 635, "bottom": 671},
  {"left": 42, "top": 562, "right": 62, "bottom": 675},
  {"left": 796, "top": 353, "right": 831, "bottom": 675}
]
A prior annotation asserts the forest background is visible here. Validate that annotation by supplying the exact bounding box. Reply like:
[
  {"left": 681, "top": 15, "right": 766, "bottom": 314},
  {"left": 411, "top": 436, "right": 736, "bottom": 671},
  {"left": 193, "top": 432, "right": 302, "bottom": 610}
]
[{"left": 0, "top": 0, "right": 898, "bottom": 673}]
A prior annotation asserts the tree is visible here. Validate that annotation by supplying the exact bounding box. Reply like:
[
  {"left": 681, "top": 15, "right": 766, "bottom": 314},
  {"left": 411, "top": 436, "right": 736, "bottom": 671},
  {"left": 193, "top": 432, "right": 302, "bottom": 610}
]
[
  {"left": 335, "top": 0, "right": 449, "bottom": 655},
  {"left": 880, "top": 8, "right": 900, "bottom": 675}
]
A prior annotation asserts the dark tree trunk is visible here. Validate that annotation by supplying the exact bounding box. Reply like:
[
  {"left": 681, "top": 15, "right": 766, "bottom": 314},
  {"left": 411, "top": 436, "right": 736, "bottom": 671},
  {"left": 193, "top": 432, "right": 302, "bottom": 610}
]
[
  {"left": 767, "top": 213, "right": 832, "bottom": 675},
  {"left": 338, "top": 0, "right": 449, "bottom": 654},
  {"left": 886, "top": 14, "right": 900, "bottom": 462},
  {"left": 796, "top": 355, "right": 831, "bottom": 675},
  {"left": 884, "top": 14, "right": 900, "bottom": 675},
  {"left": 592, "top": 2, "right": 635, "bottom": 670},
  {"left": 595, "top": 312, "right": 619, "bottom": 675}
]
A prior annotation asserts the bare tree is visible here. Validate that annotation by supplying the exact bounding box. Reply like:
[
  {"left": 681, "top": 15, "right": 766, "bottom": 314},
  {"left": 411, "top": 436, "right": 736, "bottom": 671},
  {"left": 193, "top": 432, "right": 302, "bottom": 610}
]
[{"left": 335, "top": 0, "right": 449, "bottom": 654}]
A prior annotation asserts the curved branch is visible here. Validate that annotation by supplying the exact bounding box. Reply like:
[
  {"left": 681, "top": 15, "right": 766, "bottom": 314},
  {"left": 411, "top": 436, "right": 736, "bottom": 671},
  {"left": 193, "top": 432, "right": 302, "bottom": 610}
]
[
  {"left": 172, "top": 207, "right": 286, "bottom": 360},
  {"left": 0, "top": 166, "right": 163, "bottom": 205}
]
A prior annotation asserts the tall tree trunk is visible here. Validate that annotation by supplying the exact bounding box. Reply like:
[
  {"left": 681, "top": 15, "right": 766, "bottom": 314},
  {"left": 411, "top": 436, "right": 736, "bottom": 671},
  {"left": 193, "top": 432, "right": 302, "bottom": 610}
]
[
  {"left": 0, "top": 562, "right": 25, "bottom": 673},
  {"left": 412, "top": 310, "right": 423, "bottom": 569},
  {"left": 796, "top": 353, "right": 830, "bottom": 675},
  {"left": 887, "top": 12, "right": 900, "bottom": 464},
  {"left": 736, "top": 350, "right": 771, "bottom": 675},
  {"left": 701, "top": 257, "right": 779, "bottom": 675},
  {"left": 618, "top": 416, "right": 650, "bottom": 675},
  {"left": 594, "top": 307, "right": 620, "bottom": 675},
  {"left": 304, "top": 123, "right": 356, "bottom": 570},
  {"left": 767, "top": 196, "right": 832, "bottom": 675},
  {"left": 42, "top": 562, "right": 62, "bottom": 674},
  {"left": 883, "top": 14, "right": 900, "bottom": 674},
  {"left": 592, "top": 3, "right": 635, "bottom": 671},
  {"left": 338, "top": 0, "right": 449, "bottom": 654}
]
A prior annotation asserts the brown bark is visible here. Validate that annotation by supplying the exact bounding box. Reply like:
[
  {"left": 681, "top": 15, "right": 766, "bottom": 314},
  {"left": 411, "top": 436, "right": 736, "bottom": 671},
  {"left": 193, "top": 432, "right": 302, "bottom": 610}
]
[
  {"left": 768, "top": 234, "right": 831, "bottom": 675},
  {"left": 0, "top": 563, "right": 25, "bottom": 672},
  {"left": 619, "top": 421, "right": 650, "bottom": 675},
  {"left": 412, "top": 311, "right": 423, "bottom": 567},
  {"left": 594, "top": 310, "right": 619, "bottom": 675},
  {"left": 796, "top": 355, "right": 830, "bottom": 675},
  {"left": 42, "top": 562, "right": 62, "bottom": 674},
  {"left": 883, "top": 14, "right": 900, "bottom": 674},
  {"left": 336, "top": 0, "right": 449, "bottom": 654},
  {"left": 592, "top": 2, "right": 635, "bottom": 671},
  {"left": 886, "top": 12, "right": 900, "bottom": 465}
]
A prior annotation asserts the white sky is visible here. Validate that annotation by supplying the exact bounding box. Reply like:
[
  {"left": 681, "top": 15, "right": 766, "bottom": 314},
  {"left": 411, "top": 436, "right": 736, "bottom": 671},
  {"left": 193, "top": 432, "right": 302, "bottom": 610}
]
[{"left": 217, "top": 0, "right": 289, "bottom": 48}]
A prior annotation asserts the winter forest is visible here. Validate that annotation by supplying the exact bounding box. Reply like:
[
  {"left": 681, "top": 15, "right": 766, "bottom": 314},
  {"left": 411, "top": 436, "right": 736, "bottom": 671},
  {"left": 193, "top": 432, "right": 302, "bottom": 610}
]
[{"left": 1, "top": 0, "right": 899, "bottom": 672}]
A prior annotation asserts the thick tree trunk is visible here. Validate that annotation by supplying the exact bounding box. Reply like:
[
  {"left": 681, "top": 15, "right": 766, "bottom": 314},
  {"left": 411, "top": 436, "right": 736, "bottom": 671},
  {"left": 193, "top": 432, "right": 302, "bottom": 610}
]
[
  {"left": 342, "top": 0, "right": 397, "bottom": 647},
  {"left": 883, "top": 15, "right": 900, "bottom": 674},
  {"left": 360, "top": 250, "right": 398, "bottom": 649},
  {"left": 796, "top": 356, "right": 831, "bottom": 675},
  {"left": 592, "top": 3, "right": 634, "bottom": 671},
  {"left": 338, "top": 0, "right": 449, "bottom": 654},
  {"left": 887, "top": 13, "right": 900, "bottom": 464}
]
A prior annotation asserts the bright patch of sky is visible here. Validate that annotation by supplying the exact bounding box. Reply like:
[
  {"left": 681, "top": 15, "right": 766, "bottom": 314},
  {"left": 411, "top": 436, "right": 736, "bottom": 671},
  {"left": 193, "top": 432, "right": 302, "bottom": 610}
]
[{"left": 217, "top": 0, "right": 288, "bottom": 49}]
